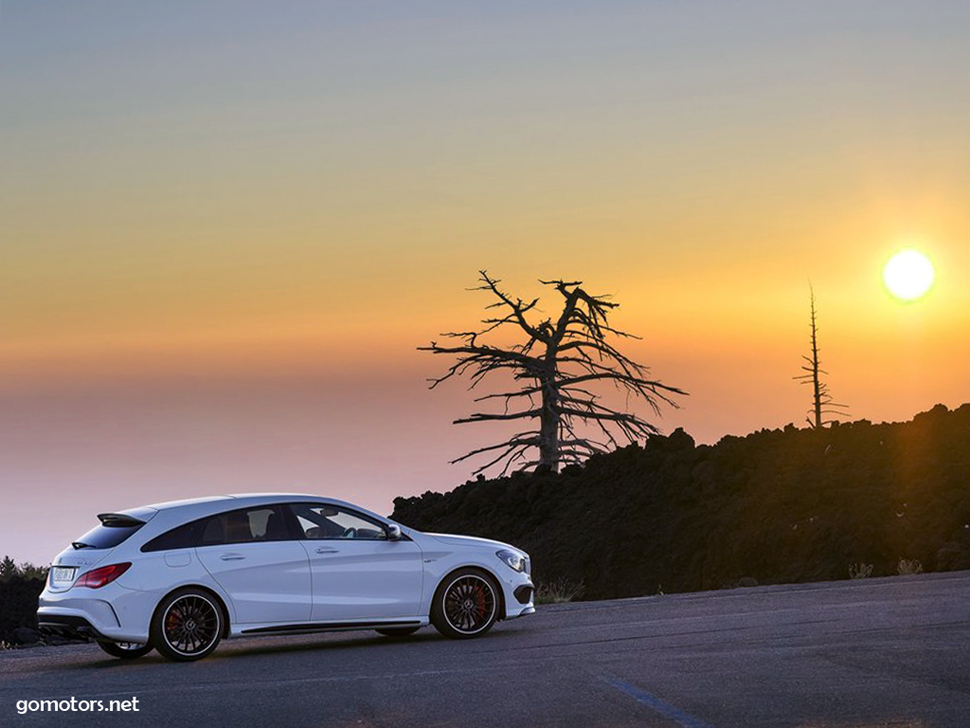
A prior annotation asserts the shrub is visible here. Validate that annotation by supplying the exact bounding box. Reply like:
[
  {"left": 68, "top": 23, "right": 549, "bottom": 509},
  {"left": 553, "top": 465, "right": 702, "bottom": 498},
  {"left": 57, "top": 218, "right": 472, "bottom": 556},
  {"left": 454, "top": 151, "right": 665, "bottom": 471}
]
[
  {"left": 535, "top": 578, "right": 585, "bottom": 604},
  {"left": 897, "top": 558, "right": 923, "bottom": 576},
  {"left": 0, "top": 556, "right": 48, "bottom": 582},
  {"left": 848, "top": 563, "right": 873, "bottom": 579}
]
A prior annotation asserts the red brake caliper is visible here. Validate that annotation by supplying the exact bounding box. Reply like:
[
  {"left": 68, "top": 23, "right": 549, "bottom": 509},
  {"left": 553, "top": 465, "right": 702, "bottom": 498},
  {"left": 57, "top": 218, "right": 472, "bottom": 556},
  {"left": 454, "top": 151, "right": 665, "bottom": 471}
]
[{"left": 475, "top": 585, "right": 487, "bottom": 619}]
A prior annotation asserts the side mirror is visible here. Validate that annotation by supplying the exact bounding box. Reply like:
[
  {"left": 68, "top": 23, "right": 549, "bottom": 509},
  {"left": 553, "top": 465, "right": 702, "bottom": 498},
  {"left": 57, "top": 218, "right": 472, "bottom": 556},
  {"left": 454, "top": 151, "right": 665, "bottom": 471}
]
[{"left": 385, "top": 524, "right": 402, "bottom": 541}]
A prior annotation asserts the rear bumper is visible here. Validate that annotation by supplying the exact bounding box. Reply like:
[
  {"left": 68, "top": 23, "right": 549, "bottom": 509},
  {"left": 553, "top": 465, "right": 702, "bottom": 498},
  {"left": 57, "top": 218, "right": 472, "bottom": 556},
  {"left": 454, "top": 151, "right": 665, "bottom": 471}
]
[
  {"left": 37, "top": 583, "right": 156, "bottom": 643},
  {"left": 37, "top": 614, "right": 106, "bottom": 641}
]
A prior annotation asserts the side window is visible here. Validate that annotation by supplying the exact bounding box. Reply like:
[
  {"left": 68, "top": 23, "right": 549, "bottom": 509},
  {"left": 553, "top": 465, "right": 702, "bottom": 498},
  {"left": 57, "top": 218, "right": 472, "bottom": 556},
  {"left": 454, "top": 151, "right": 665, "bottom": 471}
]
[
  {"left": 200, "top": 506, "right": 292, "bottom": 546},
  {"left": 290, "top": 504, "right": 387, "bottom": 541},
  {"left": 141, "top": 521, "right": 202, "bottom": 552}
]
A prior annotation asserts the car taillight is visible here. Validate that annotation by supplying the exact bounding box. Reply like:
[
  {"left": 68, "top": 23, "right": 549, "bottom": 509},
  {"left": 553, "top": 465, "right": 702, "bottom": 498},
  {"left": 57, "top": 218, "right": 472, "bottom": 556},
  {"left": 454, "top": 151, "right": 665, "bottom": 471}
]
[{"left": 76, "top": 562, "right": 131, "bottom": 589}]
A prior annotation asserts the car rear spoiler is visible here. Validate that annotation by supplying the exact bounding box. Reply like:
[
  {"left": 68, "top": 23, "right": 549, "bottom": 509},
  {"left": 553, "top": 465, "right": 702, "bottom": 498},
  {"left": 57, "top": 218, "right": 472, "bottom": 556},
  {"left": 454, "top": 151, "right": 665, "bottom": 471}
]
[{"left": 97, "top": 513, "right": 146, "bottom": 528}]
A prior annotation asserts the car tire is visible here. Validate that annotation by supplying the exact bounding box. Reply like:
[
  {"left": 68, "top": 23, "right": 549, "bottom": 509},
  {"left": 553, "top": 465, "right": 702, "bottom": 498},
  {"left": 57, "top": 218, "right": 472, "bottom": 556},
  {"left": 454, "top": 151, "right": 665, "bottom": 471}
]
[
  {"left": 430, "top": 569, "right": 500, "bottom": 639},
  {"left": 97, "top": 641, "right": 154, "bottom": 659},
  {"left": 375, "top": 627, "right": 420, "bottom": 638},
  {"left": 151, "top": 587, "right": 224, "bottom": 662}
]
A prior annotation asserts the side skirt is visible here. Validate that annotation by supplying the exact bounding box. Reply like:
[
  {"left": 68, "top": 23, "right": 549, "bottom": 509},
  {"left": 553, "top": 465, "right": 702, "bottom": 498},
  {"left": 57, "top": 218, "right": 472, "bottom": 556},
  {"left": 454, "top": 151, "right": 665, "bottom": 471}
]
[{"left": 239, "top": 619, "right": 423, "bottom": 637}]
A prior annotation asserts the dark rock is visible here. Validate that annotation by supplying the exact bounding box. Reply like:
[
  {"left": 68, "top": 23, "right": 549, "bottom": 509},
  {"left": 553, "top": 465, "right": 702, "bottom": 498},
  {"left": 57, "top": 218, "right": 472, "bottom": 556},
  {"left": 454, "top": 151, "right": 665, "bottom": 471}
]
[
  {"left": 667, "top": 428, "right": 695, "bottom": 451},
  {"left": 0, "top": 576, "right": 45, "bottom": 645},
  {"left": 12, "top": 627, "right": 40, "bottom": 645},
  {"left": 936, "top": 542, "right": 970, "bottom": 572}
]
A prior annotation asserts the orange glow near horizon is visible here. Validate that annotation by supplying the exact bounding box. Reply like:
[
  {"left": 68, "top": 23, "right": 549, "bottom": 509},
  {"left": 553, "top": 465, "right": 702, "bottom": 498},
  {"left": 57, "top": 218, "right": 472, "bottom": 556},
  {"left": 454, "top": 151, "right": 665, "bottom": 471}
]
[{"left": 3, "top": 2, "right": 970, "bottom": 564}]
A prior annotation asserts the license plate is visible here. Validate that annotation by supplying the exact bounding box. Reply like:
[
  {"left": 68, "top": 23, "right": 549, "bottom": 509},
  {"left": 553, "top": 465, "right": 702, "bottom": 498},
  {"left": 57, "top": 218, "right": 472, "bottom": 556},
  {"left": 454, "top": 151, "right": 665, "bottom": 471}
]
[{"left": 51, "top": 566, "right": 77, "bottom": 584}]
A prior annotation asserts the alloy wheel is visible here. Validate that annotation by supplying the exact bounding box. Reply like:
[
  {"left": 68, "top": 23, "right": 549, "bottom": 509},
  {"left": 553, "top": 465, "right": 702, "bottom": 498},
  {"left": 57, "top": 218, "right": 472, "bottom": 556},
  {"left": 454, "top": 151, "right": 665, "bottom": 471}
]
[
  {"left": 161, "top": 594, "right": 221, "bottom": 657},
  {"left": 442, "top": 574, "right": 497, "bottom": 635}
]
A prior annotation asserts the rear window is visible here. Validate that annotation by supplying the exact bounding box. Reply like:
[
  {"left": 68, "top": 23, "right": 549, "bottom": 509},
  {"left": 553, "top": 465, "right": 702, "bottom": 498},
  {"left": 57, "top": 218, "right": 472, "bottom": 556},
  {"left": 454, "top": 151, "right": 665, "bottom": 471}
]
[{"left": 72, "top": 523, "right": 144, "bottom": 550}]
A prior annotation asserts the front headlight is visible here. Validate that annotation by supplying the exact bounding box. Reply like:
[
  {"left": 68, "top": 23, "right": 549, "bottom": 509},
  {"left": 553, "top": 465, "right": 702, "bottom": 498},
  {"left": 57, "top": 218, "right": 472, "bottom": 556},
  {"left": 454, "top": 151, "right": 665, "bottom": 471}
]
[{"left": 496, "top": 549, "right": 526, "bottom": 572}]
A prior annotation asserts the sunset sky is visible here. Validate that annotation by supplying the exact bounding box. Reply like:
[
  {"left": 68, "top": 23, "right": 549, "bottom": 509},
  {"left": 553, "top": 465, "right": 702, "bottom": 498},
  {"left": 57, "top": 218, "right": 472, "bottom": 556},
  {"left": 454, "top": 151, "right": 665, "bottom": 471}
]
[{"left": 3, "top": 1, "right": 969, "bottom": 564}]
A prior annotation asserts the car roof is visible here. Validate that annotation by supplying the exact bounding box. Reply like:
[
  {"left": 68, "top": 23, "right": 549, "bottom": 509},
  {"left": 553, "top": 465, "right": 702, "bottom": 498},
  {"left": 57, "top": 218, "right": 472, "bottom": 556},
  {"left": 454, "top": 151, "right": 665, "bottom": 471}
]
[
  {"left": 138, "top": 495, "right": 234, "bottom": 511},
  {"left": 119, "top": 493, "right": 386, "bottom": 521}
]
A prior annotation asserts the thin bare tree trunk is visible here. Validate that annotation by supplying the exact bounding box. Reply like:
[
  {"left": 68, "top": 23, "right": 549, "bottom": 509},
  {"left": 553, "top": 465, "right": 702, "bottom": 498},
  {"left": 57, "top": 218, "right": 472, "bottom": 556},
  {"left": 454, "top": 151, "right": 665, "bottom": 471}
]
[
  {"left": 809, "top": 295, "right": 822, "bottom": 429},
  {"left": 796, "top": 285, "right": 848, "bottom": 429}
]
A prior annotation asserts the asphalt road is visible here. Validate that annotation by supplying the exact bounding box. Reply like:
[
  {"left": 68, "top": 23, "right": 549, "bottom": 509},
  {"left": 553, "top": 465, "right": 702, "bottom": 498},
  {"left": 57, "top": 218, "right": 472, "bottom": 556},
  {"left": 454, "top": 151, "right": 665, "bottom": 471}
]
[{"left": 3, "top": 571, "right": 969, "bottom": 728}]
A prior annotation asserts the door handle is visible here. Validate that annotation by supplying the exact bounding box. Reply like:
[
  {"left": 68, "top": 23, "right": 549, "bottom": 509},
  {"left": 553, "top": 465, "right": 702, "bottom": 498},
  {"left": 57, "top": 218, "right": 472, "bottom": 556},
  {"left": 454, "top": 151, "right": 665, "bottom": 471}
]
[
  {"left": 219, "top": 553, "right": 246, "bottom": 561},
  {"left": 315, "top": 547, "right": 339, "bottom": 554}
]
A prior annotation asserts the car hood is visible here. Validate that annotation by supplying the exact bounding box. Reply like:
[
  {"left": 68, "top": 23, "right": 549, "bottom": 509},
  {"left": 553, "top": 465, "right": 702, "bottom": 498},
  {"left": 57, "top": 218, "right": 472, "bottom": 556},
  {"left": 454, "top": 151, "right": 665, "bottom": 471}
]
[{"left": 425, "top": 532, "right": 520, "bottom": 553}]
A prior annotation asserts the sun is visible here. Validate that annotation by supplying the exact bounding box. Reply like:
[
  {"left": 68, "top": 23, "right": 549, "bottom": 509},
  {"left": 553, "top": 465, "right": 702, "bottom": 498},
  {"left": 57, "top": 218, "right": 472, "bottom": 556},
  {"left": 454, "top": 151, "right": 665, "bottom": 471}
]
[{"left": 883, "top": 249, "right": 935, "bottom": 301}]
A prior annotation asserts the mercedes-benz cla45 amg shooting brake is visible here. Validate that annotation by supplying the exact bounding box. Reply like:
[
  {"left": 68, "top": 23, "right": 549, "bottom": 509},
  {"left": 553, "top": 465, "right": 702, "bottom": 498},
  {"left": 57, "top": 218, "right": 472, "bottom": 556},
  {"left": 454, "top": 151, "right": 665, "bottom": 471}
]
[{"left": 38, "top": 494, "right": 535, "bottom": 661}]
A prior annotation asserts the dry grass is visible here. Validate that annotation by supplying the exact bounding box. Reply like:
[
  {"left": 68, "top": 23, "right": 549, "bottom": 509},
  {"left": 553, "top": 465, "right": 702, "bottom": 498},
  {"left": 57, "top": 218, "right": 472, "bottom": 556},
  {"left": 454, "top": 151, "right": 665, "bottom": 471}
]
[
  {"left": 848, "top": 562, "right": 873, "bottom": 579},
  {"left": 535, "top": 577, "right": 585, "bottom": 604},
  {"left": 897, "top": 558, "right": 923, "bottom": 576}
]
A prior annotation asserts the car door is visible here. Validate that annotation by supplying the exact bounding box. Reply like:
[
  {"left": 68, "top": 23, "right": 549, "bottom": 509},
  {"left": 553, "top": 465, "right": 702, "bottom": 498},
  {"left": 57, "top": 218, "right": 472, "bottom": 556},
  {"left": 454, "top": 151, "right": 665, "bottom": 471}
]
[
  {"left": 195, "top": 504, "right": 312, "bottom": 624},
  {"left": 289, "top": 503, "right": 424, "bottom": 622}
]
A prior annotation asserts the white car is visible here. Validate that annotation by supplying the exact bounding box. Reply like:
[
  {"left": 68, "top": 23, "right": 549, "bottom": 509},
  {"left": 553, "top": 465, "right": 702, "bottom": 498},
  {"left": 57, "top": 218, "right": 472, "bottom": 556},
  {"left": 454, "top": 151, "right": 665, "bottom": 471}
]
[{"left": 37, "top": 494, "right": 534, "bottom": 661}]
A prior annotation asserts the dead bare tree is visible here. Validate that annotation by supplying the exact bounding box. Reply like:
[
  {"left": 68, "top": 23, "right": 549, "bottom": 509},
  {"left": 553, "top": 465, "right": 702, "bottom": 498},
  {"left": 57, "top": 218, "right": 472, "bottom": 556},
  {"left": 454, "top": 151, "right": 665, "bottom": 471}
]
[
  {"left": 794, "top": 285, "right": 848, "bottom": 428},
  {"left": 420, "top": 271, "right": 686, "bottom": 476}
]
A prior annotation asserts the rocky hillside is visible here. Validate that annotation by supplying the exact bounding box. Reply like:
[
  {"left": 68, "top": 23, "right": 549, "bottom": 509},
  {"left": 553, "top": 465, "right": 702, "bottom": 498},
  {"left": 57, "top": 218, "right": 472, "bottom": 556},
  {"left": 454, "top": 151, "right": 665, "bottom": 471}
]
[{"left": 392, "top": 404, "right": 970, "bottom": 600}]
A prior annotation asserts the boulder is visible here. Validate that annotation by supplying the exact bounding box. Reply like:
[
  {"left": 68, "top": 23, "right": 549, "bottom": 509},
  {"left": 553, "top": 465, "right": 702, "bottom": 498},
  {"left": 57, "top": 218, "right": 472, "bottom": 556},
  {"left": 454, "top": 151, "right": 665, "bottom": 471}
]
[{"left": 11, "top": 626, "right": 40, "bottom": 645}]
